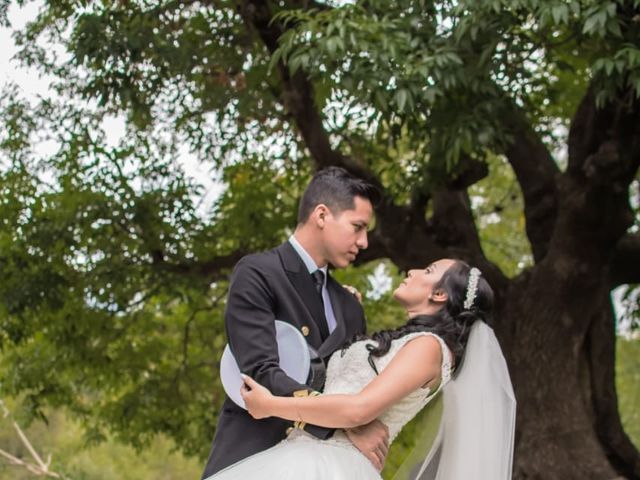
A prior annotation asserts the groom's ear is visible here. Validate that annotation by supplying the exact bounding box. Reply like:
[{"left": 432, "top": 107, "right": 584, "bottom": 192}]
[{"left": 314, "top": 204, "right": 330, "bottom": 227}]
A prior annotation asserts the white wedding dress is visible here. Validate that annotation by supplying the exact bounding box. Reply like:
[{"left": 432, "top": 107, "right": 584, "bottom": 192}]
[{"left": 207, "top": 332, "right": 453, "bottom": 480}]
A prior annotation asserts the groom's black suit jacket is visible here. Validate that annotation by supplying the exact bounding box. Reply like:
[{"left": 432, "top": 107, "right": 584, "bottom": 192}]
[{"left": 201, "top": 242, "right": 367, "bottom": 478}]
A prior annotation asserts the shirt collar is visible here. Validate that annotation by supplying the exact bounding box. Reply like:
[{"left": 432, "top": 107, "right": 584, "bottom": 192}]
[{"left": 288, "top": 235, "right": 328, "bottom": 282}]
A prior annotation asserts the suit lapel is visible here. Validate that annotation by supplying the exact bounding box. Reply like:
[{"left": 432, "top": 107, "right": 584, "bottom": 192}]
[
  {"left": 278, "top": 243, "right": 329, "bottom": 343},
  {"left": 318, "top": 275, "right": 349, "bottom": 358}
]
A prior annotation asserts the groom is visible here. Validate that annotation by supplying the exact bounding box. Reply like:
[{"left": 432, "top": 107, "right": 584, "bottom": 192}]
[{"left": 201, "top": 167, "right": 389, "bottom": 478}]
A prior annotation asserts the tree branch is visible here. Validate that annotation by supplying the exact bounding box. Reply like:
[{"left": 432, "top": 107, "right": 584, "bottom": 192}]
[
  {"left": 430, "top": 188, "right": 483, "bottom": 256},
  {"left": 430, "top": 187, "right": 509, "bottom": 298},
  {"left": 0, "top": 400, "right": 62, "bottom": 478},
  {"left": 610, "top": 233, "right": 640, "bottom": 287},
  {"left": 502, "top": 104, "right": 560, "bottom": 263},
  {"left": 547, "top": 86, "right": 640, "bottom": 269},
  {"left": 235, "top": 0, "right": 381, "bottom": 188},
  {"left": 446, "top": 154, "right": 490, "bottom": 190},
  {"left": 568, "top": 87, "right": 640, "bottom": 187},
  {"left": 155, "top": 250, "right": 248, "bottom": 281}
]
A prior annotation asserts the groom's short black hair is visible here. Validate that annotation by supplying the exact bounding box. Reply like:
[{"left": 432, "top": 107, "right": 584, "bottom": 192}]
[{"left": 297, "top": 166, "right": 379, "bottom": 224}]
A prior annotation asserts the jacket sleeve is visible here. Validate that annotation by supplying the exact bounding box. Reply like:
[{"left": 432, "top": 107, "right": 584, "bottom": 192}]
[{"left": 225, "top": 257, "right": 307, "bottom": 397}]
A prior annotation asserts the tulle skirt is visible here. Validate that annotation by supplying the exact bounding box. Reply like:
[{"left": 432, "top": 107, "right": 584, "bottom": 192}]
[{"left": 206, "top": 430, "right": 381, "bottom": 480}]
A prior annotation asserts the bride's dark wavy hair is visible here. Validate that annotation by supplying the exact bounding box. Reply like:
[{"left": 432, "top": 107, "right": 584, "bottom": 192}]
[{"left": 343, "top": 260, "right": 494, "bottom": 374}]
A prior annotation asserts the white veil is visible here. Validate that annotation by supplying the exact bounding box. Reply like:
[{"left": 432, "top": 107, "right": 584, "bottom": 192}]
[{"left": 395, "top": 320, "right": 516, "bottom": 480}]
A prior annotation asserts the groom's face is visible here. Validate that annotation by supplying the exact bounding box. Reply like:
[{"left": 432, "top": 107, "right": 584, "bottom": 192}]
[{"left": 320, "top": 196, "right": 373, "bottom": 269}]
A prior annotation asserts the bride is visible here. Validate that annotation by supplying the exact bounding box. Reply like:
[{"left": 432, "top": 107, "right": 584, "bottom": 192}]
[{"left": 207, "top": 259, "right": 515, "bottom": 479}]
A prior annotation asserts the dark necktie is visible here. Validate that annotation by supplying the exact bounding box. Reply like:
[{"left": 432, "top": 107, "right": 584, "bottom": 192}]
[
  {"left": 311, "top": 269, "right": 329, "bottom": 339},
  {"left": 311, "top": 270, "right": 325, "bottom": 298}
]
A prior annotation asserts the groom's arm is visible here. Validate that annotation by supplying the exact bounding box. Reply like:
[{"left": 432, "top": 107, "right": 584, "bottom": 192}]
[
  {"left": 225, "top": 256, "right": 336, "bottom": 439},
  {"left": 225, "top": 257, "right": 308, "bottom": 396}
]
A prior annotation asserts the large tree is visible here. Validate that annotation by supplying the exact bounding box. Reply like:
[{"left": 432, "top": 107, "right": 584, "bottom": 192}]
[{"left": 1, "top": 0, "right": 639, "bottom": 478}]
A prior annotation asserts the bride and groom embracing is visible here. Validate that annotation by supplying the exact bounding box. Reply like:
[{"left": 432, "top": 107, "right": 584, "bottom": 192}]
[{"left": 201, "top": 167, "right": 516, "bottom": 480}]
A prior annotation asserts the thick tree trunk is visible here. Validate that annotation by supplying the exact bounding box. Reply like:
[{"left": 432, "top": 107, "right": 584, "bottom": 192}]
[
  {"left": 497, "top": 86, "right": 640, "bottom": 479},
  {"left": 501, "top": 271, "right": 621, "bottom": 479}
]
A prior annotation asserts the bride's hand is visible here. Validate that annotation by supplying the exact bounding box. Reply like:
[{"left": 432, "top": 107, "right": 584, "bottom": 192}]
[{"left": 240, "top": 375, "right": 274, "bottom": 419}]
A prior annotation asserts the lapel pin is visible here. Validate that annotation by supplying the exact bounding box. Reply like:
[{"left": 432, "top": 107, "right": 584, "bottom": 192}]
[{"left": 301, "top": 326, "right": 310, "bottom": 337}]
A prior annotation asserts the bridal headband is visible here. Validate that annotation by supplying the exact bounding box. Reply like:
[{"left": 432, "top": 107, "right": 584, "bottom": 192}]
[{"left": 463, "top": 267, "right": 481, "bottom": 310}]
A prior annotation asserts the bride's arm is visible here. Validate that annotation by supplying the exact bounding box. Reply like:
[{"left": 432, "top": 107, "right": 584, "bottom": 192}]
[{"left": 240, "top": 335, "right": 443, "bottom": 429}]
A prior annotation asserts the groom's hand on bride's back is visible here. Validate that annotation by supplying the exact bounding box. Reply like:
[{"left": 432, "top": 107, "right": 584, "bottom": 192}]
[{"left": 345, "top": 419, "right": 389, "bottom": 471}]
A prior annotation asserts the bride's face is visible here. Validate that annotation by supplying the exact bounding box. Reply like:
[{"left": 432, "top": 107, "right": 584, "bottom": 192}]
[{"left": 393, "top": 259, "right": 456, "bottom": 309}]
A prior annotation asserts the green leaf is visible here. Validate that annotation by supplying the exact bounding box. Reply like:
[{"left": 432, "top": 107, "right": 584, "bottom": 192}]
[
  {"left": 551, "top": 5, "right": 569, "bottom": 25},
  {"left": 395, "top": 89, "right": 409, "bottom": 112}
]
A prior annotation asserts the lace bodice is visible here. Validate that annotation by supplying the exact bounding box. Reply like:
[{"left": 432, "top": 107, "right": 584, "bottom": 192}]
[{"left": 323, "top": 332, "right": 452, "bottom": 443}]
